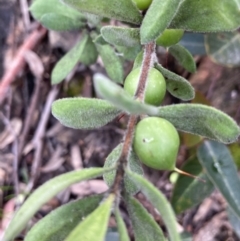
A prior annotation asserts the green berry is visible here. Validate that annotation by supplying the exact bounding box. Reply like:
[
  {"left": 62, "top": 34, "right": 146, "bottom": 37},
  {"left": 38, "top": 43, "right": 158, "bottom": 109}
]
[
  {"left": 156, "top": 29, "right": 184, "bottom": 47},
  {"left": 132, "top": 0, "right": 152, "bottom": 10},
  {"left": 124, "top": 67, "right": 166, "bottom": 106},
  {"left": 133, "top": 117, "right": 180, "bottom": 170}
]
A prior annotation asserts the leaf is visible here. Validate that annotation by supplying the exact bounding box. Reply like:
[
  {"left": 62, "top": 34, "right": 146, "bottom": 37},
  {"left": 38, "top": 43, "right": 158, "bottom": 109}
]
[
  {"left": 127, "top": 171, "right": 181, "bottom": 241},
  {"left": 30, "top": 0, "right": 85, "bottom": 31},
  {"left": 101, "top": 26, "right": 140, "bottom": 47},
  {"left": 179, "top": 33, "right": 206, "bottom": 55},
  {"left": 133, "top": 51, "right": 144, "bottom": 69},
  {"left": 157, "top": 104, "right": 240, "bottom": 144},
  {"left": 93, "top": 74, "right": 159, "bottom": 116},
  {"left": 115, "top": 45, "right": 142, "bottom": 61},
  {"left": 125, "top": 195, "right": 165, "bottom": 241},
  {"left": 94, "top": 35, "right": 108, "bottom": 45},
  {"left": 140, "top": 0, "right": 181, "bottom": 43},
  {"left": 51, "top": 34, "right": 88, "bottom": 85},
  {"left": 168, "top": 44, "right": 196, "bottom": 73},
  {"left": 65, "top": 194, "right": 115, "bottom": 241},
  {"left": 227, "top": 206, "right": 240, "bottom": 239},
  {"left": 205, "top": 32, "right": 240, "bottom": 67},
  {"left": 3, "top": 168, "right": 112, "bottom": 241},
  {"left": 170, "top": 0, "right": 240, "bottom": 32},
  {"left": 25, "top": 195, "right": 103, "bottom": 241},
  {"left": 63, "top": 0, "right": 142, "bottom": 24},
  {"left": 52, "top": 97, "right": 121, "bottom": 130},
  {"left": 154, "top": 63, "right": 195, "bottom": 101},
  {"left": 229, "top": 142, "right": 240, "bottom": 169},
  {"left": 115, "top": 209, "right": 130, "bottom": 241},
  {"left": 197, "top": 141, "right": 240, "bottom": 218},
  {"left": 103, "top": 143, "right": 143, "bottom": 195},
  {"left": 180, "top": 232, "right": 192, "bottom": 241},
  {"left": 171, "top": 156, "right": 214, "bottom": 214},
  {"left": 96, "top": 44, "right": 124, "bottom": 84}
]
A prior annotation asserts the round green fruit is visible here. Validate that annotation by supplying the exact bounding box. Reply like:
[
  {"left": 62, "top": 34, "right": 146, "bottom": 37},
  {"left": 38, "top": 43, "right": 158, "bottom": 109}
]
[
  {"left": 124, "top": 67, "right": 166, "bottom": 106},
  {"left": 156, "top": 29, "right": 184, "bottom": 47},
  {"left": 133, "top": 117, "right": 180, "bottom": 170},
  {"left": 132, "top": 0, "right": 152, "bottom": 10}
]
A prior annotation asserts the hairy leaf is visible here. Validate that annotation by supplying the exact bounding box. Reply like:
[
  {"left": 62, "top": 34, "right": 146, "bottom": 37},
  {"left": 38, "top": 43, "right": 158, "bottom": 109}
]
[
  {"left": 93, "top": 74, "right": 159, "bottom": 116},
  {"left": 101, "top": 26, "right": 140, "bottom": 47},
  {"left": 227, "top": 206, "right": 240, "bottom": 238},
  {"left": 125, "top": 195, "right": 165, "bottom": 241},
  {"left": 65, "top": 194, "right": 115, "bottom": 241},
  {"left": 198, "top": 141, "right": 240, "bottom": 218},
  {"left": 25, "top": 195, "right": 103, "bottom": 241},
  {"left": 3, "top": 168, "right": 112, "bottom": 241},
  {"left": 205, "top": 32, "right": 240, "bottom": 67},
  {"left": 168, "top": 44, "right": 196, "bottom": 73},
  {"left": 115, "top": 45, "right": 142, "bottom": 61},
  {"left": 140, "top": 0, "right": 181, "bottom": 43},
  {"left": 63, "top": 0, "right": 142, "bottom": 24},
  {"left": 133, "top": 51, "right": 144, "bottom": 69},
  {"left": 157, "top": 104, "right": 240, "bottom": 144},
  {"left": 170, "top": 0, "right": 240, "bottom": 32},
  {"left": 103, "top": 143, "right": 143, "bottom": 195},
  {"left": 52, "top": 98, "right": 121, "bottom": 129},
  {"left": 93, "top": 35, "right": 108, "bottom": 45},
  {"left": 96, "top": 44, "right": 124, "bottom": 84},
  {"left": 115, "top": 209, "right": 130, "bottom": 241},
  {"left": 127, "top": 171, "right": 181, "bottom": 241},
  {"left": 171, "top": 156, "right": 214, "bottom": 214},
  {"left": 155, "top": 63, "right": 195, "bottom": 101}
]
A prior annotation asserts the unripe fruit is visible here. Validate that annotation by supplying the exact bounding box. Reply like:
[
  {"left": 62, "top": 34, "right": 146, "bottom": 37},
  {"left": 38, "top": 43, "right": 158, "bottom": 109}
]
[
  {"left": 133, "top": 117, "right": 180, "bottom": 170},
  {"left": 132, "top": 0, "right": 152, "bottom": 10},
  {"left": 124, "top": 67, "right": 166, "bottom": 106},
  {"left": 156, "top": 29, "right": 184, "bottom": 47}
]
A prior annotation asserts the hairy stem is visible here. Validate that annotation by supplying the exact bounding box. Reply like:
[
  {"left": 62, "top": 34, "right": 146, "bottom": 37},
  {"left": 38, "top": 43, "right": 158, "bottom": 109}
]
[{"left": 112, "top": 42, "right": 156, "bottom": 195}]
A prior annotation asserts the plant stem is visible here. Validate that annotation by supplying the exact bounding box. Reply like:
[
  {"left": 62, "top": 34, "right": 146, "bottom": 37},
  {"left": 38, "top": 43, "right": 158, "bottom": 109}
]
[{"left": 112, "top": 42, "right": 156, "bottom": 195}]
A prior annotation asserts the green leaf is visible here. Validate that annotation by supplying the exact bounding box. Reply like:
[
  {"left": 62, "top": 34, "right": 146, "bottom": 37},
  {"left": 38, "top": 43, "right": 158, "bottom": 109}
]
[
  {"left": 229, "top": 142, "right": 240, "bottom": 169},
  {"left": 140, "top": 0, "right": 181, "bottom": 43},
  {"left": 157, "top": 104, "right": 240, "bottom": 144},
  {"left": 127, "top": 171, "right": 181, "bottom": 241},
  {"left": 115, "top": 209, "right": 130, "bottom": 241},
  {"left": 180, "top": 232, "right": 192, "bottom": 241},
  {"left": 171, "top": 156, "right": 214, "bottom": 214},
  {"left": 93, "top": 74, "right": 159, "bottom": 116},
  {"left": 30, "top": 0, "right": 85, "bottom": 31},
  {"left": 227, "top": 206, "right": 240, "bottom": 239},
  {"left": 125, "top": 195, "right": 165, "bottom": 241},
  {"left": 168, "top": 44, "right": 196, "bottom": 73},
  {"left": 197, "top": 141, "right": 240, "bottom": 218},
  {"left": 51, "top": 97, "right": 121, "bottom": 130},
  {"left": 205, "top": 32, "right": 240, "bottom": 67},
  {"left": 63, "top": 0, "right": 142, "bottom": 24},
  {"left": 3, "top": 168, "right": 112, "bottom": 241},
  {"left": 51, "top": 34, "right": 88, "bottom": 85},
  {"left": 96, "top": 44, "right": 124, "bottom": 84},
  {"left": 115, "top": 45, "right": 142, "bottom": 61},
  {"left": 170, "top": 0, "right": 240, "bottom": 32},
  {"left": 65, "top": 194, "right": 115, "bottom": 241},
  {"left": 25, "top": 195, "right": 103, "bottom": 241},
  {"left": 94, "top": 35, "right": 108, "bottom": 45},
  {"left": 154, "top": 63, "right": 195, "bottom": 101},
  {"left": 103, "top": 143, "right": 143, "bottom": 195},
  {"left": 133, "top": 51, "right": 144, "bottom": 69},
  {"left": 101, "top": 26, "right": 140, "bottom": 47}
]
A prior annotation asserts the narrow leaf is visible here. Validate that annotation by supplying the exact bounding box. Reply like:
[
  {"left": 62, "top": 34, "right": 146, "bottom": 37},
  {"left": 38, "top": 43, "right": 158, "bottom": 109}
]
[
  {"left": 93, "top": 74, "right": 159, "bottom": 116},
  {"left": 157, "top": 104, "right": 240, "bottom": 144},
  {"left": 170, "top": 0, "right": 240, "bottom": 32},
  {"left": 140, "top": 0, "right": 181, "bottom": 43},
  {"left": 25, "top": 195, "right": 103, "bottom": 241},
  {"left": 101, "top": 26, "right": 140, "bottom": 47},
  {"left": 3, "top": 168, "right": 112, "bottom": 241},
  {"left": 96, "top": 44, "right": 124, "bottom": 84},
  {"left": 127, "top": 171, "right": 181, "bottom": 241},
  {"left": 168, "top": 44, "right": 196, "bottom": 73},
  {"left": 171, "top": 156, "right": 214, "bottom": 214},
  {"left": 115, "top": 209, "right": 130, "bottom": 241},
  {"left": 197, "top": 141, "right": 240, "bottom": 218},
  {"left": 103, "top": 143, "right": 143, "bottom": 195},
  {"left": 63, "top": 0, "right": 142, "bottom": 24},
  {"left": 125, "top": 195, "right": 165, "bottom": 241},
  {"left": 155, "top": 63, "right": 195, "bottom": 101},
  {"left": 51, "top": 34, "right": 88, "bottom": 84},
  {"left": 52, "top": 97, "right": 121, "bottom": 129},
  {"left": 227, "top": 206, "right": 240, "bottom": 239},
  {"left": 65, "top": 194, "right": 115, "bottom": 241}
]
